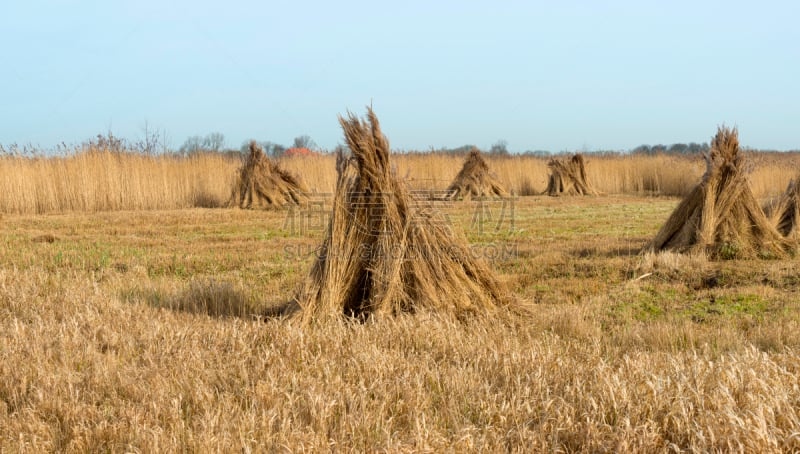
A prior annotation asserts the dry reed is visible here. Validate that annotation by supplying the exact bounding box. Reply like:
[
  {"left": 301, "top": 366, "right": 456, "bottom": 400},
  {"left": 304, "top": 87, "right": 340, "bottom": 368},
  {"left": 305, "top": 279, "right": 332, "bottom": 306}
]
[
  {"left": 445, "top": 149, "right": 510, "bottom": 199},
  {"left": 764, "top": 176, "right": 800, "bottom": 241},
  {"left": 649, "top": 127, "right": 792, "bottom": 259},
  {"left": 228, "top": 141, "right": 309, "bottom": 208},
  {"left": 2, "top": 148, "right": 798, "bottom": 215},
  {"left": 0, "top": 148, "right": 236, "bottom": 213},
  {"left": 545, "top": 153, "right": 599, "bottom": 196},
  {"left": 291, "top": 109, "right": 513, "bottom": 322}
]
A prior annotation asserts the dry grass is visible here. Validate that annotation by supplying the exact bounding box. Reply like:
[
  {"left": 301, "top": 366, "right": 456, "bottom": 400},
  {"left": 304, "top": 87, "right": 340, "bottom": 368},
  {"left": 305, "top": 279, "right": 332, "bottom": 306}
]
[
  {"left": 3, "top": 148, "right": 800, "bottom": 214},
  {"left": 2, "top": 198, "right": 800, "bottom": 451}
]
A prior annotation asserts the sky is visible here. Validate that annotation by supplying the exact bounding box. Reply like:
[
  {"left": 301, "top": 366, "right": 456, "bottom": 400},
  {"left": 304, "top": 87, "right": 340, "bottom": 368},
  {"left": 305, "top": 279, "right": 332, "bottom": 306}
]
[{"left": 1, "top": 1, "right": 799, "bottom": 152}]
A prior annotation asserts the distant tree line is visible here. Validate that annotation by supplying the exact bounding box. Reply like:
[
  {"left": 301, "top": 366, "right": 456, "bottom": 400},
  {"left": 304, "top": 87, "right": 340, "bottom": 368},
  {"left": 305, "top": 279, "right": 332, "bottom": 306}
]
[
  {"left": 60, "top": 129, "right": 732, "bottom": 158},
  {"left": 179, "top": 133, "right": 226, "bottom": 154},
  {"left": 420, "top": 140, "right": 513, "bottom": 157},
  {"left": 630, "top": 142, "right": 711, "bottom": 155},
  {"left": 174, "top": 133, "right": 320, "bottom": 158},
  {"left": 416, "top": 140, "right": 714, "bottom": 157},
  {"left": 18, "top": 131, "right": 785, "bottom": 158}
]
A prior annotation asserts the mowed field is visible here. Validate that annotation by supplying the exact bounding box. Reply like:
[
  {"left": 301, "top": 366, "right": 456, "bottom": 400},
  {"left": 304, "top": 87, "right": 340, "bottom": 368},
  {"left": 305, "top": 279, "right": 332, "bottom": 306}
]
[{"left": 2, "top": 191, "right": 800, "bottom": 451}]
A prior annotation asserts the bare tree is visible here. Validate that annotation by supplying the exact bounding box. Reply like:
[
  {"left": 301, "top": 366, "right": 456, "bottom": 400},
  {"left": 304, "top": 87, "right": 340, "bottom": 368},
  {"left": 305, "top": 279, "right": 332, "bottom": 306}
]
[
  {"left": 139, "top": 121, "right": 171, "bottom": 155},
  {"left": 204, "top": 132, "right": 225, "bottom": 152},
  {"left": 179, "top": 132, "right": 226, "bottom": 154},
  {"left": 489, "top": 140, "right": 509, "bottom": 156},
  {"left": 179, "top": 135, "right": 205, "bottom": 155},
  {"left": 241, "top": 140, "right": 286, "bottom": 158},
  {"left": 292, "top": 135, "right": 316, "bottom": 150}
]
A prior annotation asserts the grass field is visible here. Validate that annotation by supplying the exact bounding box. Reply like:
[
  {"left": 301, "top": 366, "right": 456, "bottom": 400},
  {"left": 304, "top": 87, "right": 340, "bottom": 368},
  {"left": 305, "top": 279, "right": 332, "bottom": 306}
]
[{"left": 2, "top": 196, "right": 799, "bottom": 452}]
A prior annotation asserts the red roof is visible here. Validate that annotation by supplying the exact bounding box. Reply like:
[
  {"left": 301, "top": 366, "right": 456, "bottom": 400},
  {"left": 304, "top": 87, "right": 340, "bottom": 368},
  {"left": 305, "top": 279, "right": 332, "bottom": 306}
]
[{"left": 284, "top": 147, "right": 317, "bottom": 157}]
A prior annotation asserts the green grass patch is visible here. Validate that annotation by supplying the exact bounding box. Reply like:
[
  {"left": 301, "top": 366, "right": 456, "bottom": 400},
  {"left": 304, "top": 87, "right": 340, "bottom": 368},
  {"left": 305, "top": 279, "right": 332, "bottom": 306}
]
[{"left": 682, "top": 294, "right": 770, "bottom": 322}]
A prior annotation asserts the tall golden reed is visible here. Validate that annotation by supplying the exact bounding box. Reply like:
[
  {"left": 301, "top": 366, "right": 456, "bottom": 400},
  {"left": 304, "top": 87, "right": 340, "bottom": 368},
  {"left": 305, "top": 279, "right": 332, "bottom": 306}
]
[
  {"left": 0, "top": 149, "right": 238, "bottom": 214},
  {"left": 1, "top": 148, "right": 796, "bottom": 214}
]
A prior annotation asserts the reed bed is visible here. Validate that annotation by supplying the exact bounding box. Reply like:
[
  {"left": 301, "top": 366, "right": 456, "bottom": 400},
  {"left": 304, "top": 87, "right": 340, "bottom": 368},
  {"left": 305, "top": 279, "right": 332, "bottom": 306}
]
[
  {"left": 0, "top": 149, "right": 237, "bottom": 214},
  {"left": 1, "top": 149, "right": 797, "bottom": 214}
]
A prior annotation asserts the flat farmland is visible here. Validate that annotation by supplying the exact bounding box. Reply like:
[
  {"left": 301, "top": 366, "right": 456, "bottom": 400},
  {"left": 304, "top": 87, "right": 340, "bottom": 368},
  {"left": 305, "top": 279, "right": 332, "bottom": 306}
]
[{"left": 2, "top": 196, "right": 799, "bottom": 452}]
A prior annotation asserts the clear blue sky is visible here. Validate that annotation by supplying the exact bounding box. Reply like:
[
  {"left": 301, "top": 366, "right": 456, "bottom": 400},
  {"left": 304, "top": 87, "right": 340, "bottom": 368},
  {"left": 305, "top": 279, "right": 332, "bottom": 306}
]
[{"left": 2, "top": 1, "right": 798, "bottom": 152}]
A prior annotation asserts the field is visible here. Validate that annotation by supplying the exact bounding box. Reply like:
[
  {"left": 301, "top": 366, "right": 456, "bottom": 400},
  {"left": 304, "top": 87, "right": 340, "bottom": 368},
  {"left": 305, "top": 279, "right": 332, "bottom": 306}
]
[{"left": 2, "top": 151, "right": 800, "bottom": 451}]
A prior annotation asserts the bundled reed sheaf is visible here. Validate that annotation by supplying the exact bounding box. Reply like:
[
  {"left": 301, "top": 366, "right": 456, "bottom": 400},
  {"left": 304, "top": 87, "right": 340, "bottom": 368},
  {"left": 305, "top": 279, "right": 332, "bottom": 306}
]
[
  {"left": 764, "top": 176, "right": 800, "bottom": 241},
  {"left": 445, "top": 149, "right": 510, "bottom": 200},
  {"left": 228, "top": 141, "right": 309, "bottom": 208},
  {"left": 290, "top": 108, "right": 512, "bottom": 323},
  {"left": 545, "top": 154, "right": 598, "bottom": 196},
  {"left": 649, "top": 127, "right": 791, "bottom": 259}
]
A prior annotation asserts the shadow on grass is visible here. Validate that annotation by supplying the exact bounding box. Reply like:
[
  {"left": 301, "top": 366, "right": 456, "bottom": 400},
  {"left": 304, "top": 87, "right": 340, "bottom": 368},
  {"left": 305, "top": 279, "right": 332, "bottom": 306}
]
[
  {"left": 192, "top": 190, "right": 226, "bottom": 208},
  {"left": 121, "top": 279, "right": 296, "bottom": 320},
  {"left": 570, "top": 245, "right": 644, "bottom": 259}
]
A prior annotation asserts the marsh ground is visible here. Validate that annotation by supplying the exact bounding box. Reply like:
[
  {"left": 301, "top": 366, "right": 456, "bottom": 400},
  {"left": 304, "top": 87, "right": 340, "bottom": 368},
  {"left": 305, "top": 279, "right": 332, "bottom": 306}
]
[{"left": 1, "top": 196, "right": 799, "bottom": 452}]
